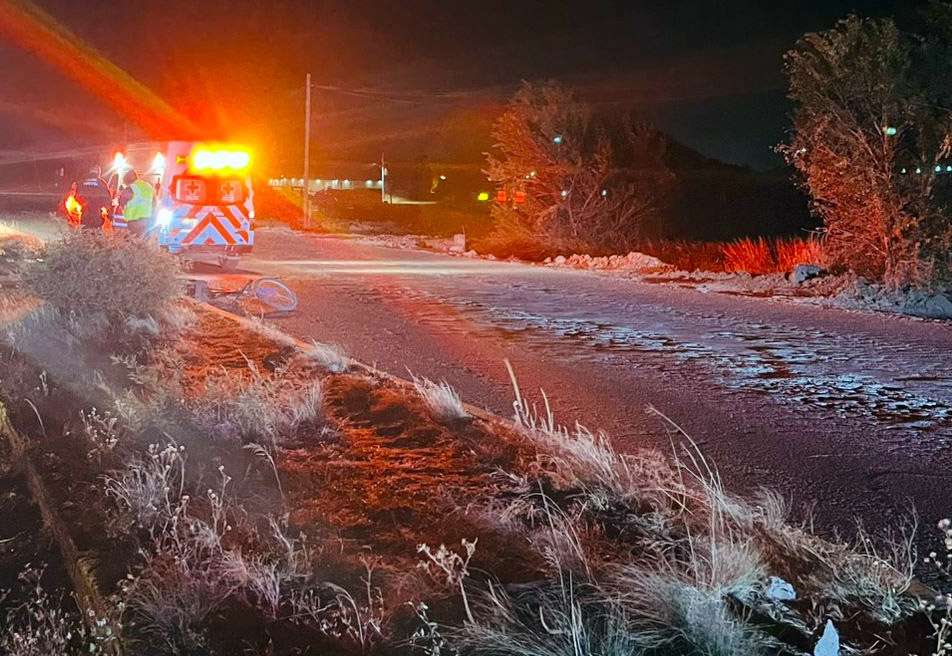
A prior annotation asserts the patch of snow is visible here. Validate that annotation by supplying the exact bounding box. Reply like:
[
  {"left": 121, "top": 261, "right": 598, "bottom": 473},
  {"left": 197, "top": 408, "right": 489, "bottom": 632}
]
[
  {"left": 545, "top": 251, "right": 673, "bottom": 273},
  {"left": 814, "top": 620, "right": 839, "bottom": 656},
  {"left": 343, "top": 229, "right": 950, "bottom": 320},
  {"left": 766, "top": 576, "right": 797, "bottom": 601},
  {"left": 832, "top": 279, "right": 952, "bottom": 319}
]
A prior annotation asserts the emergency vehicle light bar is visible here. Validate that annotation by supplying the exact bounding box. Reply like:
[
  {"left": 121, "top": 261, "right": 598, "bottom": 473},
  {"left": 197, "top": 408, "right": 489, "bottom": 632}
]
[{"left": 189, "top": 145, "right": 252, "bottom": 174}]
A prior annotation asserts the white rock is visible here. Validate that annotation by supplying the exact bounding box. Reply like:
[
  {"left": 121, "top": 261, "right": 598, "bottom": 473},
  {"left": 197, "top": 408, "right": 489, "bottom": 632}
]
[
  {"left": 766, "top": 576, "right": 796, "bottom": 601},
  {"left": 554, "top": 255, "right": 566, "bottom": 265},
  {"left": 792, "top": 263, "right": 824, "bottom": 285},
  {"left": 814, "top": 620, "right": 839, "bottom": 656}
]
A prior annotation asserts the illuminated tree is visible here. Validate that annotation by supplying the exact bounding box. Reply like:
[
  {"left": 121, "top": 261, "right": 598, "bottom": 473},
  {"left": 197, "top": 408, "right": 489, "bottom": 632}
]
[
  {"left": 782, "top": 14, "right": 952, "bottom": 286},
  {"left": 484, "top": 82, "right": 671, "bottom": 257}
]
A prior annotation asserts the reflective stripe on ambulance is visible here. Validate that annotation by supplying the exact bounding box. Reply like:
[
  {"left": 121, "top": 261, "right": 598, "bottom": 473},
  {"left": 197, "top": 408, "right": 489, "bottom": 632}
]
[{"left": 176, "top": 204, "right": 253, "bottom": 247}]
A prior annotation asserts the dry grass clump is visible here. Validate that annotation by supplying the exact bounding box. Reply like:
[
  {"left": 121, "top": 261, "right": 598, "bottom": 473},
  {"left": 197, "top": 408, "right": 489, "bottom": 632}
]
[
  {"left": 775, "top": 235, "right": 827, "bottom": 271},
  {"left": 723, "top": 237, "right": 775, "bottom": 274},
  {"left": 637, "top": 239, "right": 728, "bottom": 272},
  {"left": 446, "top": 363, "right": 923, "bottom": 655},
  {"left": 192, "top": 364, "right": 323, "bottom": 444},
  {"left": 22, "top": 231, "right": 181, "bottom": 333},
  {"left": 109, "top": 436, "right": 375, "bottom": 654},
  {"left": 447, "top": 583, "right": 642, "bottom": 656},
  {"left": 506, "top": 361, "right": 678, "bottom": 511},
  {"left": 636, "top": 235, "right": 827, "bottom": 275},
  {"left": 300, "top": 340, "right": 349, "bottom": 373},
  {"left": 723, "top": 236, "right": 826, "bottom": 274},
  {"left": 410, "top": 373, "right": 469, "bottom": 424}
]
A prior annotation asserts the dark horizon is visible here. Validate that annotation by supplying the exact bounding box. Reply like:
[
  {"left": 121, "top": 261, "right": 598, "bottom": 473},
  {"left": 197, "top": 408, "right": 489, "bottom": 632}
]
[{"left": 0, "top": 0, "right": 915, "bottom": 171}]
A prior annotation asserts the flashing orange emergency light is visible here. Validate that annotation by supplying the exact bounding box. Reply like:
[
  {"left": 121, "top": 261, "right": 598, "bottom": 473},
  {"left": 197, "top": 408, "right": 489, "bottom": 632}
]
[
  {"left": 64, "top": 193, "right": 82, "bottom": 221},
  {"left": 189, "top": 145, "right": 252, "bottom": 174}
]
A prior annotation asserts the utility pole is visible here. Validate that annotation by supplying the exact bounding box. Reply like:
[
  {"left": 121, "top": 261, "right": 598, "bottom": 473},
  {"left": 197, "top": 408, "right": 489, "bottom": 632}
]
[
  {"left": 380, "top": 153, "right": 387, "bottom": 204},
  {"left": 302, "top": 73, "right": 312, "bottom": 227}
]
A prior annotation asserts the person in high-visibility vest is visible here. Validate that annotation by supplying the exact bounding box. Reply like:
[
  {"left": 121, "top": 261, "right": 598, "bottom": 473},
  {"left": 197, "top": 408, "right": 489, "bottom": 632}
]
[{"left": 119, "top": 169, "right": 155, "bottom": 237}]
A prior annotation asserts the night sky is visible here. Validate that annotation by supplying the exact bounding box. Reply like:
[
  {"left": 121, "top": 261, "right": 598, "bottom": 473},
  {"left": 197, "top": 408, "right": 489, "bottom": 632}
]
[{"left": 0, "top": 0, "right": 916, "bottom": 171}]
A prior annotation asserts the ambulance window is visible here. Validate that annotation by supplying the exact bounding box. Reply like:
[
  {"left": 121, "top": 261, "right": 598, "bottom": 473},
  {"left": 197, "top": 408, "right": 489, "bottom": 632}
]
[{"left": 173, "top": 177, "right": 207, "bottom": 203}]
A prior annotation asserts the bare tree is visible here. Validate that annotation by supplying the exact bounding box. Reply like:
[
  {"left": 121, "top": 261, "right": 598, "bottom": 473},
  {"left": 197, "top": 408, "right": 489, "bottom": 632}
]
[
  {"left": 782, "top": 14, "right": 952, "bottom": 286},
  {"left": 484, "top": 82, "right": 671, "bottom": 257}
]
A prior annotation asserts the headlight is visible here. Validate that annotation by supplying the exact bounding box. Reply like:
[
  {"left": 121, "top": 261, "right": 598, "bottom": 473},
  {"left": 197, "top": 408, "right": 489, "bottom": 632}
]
[{"left": 156, "top": 208, "right": 173, "bottom": 227}]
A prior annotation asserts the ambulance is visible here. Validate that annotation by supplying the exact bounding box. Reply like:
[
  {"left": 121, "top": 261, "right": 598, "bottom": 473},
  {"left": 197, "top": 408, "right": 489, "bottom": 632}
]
[{"left": 152, "top": 141, "right": 255, "bottom": 270}]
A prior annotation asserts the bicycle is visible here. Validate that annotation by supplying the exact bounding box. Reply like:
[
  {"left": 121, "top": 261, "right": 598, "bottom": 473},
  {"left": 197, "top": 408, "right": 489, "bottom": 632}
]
[{"left": 190, "top": 276, "right": 299, "bottom": 317}]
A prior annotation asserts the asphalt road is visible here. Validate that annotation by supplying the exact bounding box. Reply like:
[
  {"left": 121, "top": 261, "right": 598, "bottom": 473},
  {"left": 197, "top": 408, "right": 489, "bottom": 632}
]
[
  {"left": 231, "top": 228, "right": 952, "bottom": 542},
  {"left": 7, "top": 215, "right": 952, "bottom": 543}
]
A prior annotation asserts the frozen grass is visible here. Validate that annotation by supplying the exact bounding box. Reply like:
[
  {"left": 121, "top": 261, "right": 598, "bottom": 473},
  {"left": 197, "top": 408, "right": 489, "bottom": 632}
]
[
  {"left": 448, "top": 583, "right": 642, "bottom": 656},
  {"left": 104, "top": 442, "right": 186, "bottom": 534},
  {"left": 299, "top": 340, "right": 349, "bottom": 373},
  {"left": 193, "top": 365, "right": 323, "bottom": 444},
  {"left": 410, "top": 373, "right": 470, "bottom": 423},
  {"left": 22, "top": 230, "right": 181, "bottom": 334},
  {"left": 448, "top": 363, "right": 924, "bottom": 655},
  {"left": 506, "top": 360, "right": 679, "bottom": 510}
]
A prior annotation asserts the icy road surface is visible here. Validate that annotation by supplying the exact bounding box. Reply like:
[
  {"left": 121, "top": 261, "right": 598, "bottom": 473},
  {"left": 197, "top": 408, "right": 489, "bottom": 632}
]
[{"left": 242, "top": 229, "right": 952, "bottom": 537}]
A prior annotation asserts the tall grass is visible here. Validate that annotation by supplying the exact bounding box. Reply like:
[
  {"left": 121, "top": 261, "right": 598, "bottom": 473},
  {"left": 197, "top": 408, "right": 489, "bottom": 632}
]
[
  {"left": 411, "top": 373, "right": 469, "bottom": 424},
  {"left": 723, "top": 238, "right": 775, "bottom": 274},
  {"left": 711, "top": 236, "right": 826, "bottom": 275},
  {"left": 450, "top": 362, "right": 922, "bottom": 656}
]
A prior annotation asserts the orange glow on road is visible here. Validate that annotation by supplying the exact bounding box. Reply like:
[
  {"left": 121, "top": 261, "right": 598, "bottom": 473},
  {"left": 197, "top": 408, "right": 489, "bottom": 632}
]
[{"left": 0, "top": 0, "right": 199, "bottom": 138}]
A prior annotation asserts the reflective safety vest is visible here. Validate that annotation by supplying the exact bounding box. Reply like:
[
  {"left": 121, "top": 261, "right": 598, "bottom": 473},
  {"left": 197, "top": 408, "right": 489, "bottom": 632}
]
[{"left": 125, "top": 179, "right": 155, "bottom": 221}]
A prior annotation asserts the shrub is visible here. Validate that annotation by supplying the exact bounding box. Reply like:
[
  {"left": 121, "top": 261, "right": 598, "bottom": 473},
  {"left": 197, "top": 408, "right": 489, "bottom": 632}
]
[
  {"left": 485, "top": 81, "right": 673, "bottom": 255},
  {"left": 23, "top": 230, "right": 181, "bottom": 330},
  {"left": 782, "top": 14, "right": 952, "bottom": 286}
]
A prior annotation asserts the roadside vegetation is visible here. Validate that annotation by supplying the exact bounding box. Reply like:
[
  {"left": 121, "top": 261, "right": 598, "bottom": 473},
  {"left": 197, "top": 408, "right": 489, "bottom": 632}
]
[
  {"left": 782, "top": 10, "right": 952, "bottom": 289},
  {"left": 461, "top": 5, "right": 952, "bottom": 302},
  {"left": 0, "top": 228, "right": 946, "bottom": 654}
]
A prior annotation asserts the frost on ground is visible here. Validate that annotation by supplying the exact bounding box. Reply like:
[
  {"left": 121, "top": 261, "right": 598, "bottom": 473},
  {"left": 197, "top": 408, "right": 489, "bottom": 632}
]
[
  {"left": 352, "top": 231, "right": 952, "bottom": 320},
  {"left": 541, "top": 251, "right": 674, "bottom": 273},
  {"left": 830, "top": 279, "right": 952, "bottom": 320}
]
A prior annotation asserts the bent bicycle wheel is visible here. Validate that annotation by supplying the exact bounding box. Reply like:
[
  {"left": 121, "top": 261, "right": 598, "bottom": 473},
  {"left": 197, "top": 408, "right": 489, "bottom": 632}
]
[{"left": 252, "top": 277, "right": 299, "bottom": 313}]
